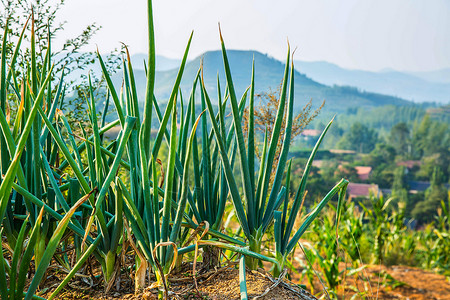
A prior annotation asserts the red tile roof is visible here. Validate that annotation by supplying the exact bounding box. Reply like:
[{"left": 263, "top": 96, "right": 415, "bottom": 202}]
[
  {"left": 301, "top": 129, "right": 322, "bottom": 137},
  {"left": 347, "top": 183, "right": 380, "bottom": 198},
  {"left": 355, "top": 166, "right": 372, "bottom": 180}
]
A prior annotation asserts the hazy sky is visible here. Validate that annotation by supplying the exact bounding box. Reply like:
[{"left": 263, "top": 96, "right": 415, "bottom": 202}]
[{"left": 55, "top": 0, "right": 450, "bottom": 72}]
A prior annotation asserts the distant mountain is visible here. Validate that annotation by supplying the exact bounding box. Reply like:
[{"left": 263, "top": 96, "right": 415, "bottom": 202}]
[
  {"left": 407, "top": 68, "right": 450, "bottom": 85},
  {"left": 294, "top": 61, "right": 450, "bottom": 104},
  {"left": 54, "top": 52, "right": 180, "bottom": 84},
  {"left": 112, "top": 50, "right": 411, "bottom": 114},
  {"left": 130, "top": 54, "right": 180, "bottom": 71}
]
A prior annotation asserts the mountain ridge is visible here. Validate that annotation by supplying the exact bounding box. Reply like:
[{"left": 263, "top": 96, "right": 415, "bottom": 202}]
[
  {"left": 294, "top": 60, "right": 450, "bottom": 104},
  {"left": 128, "top": 51, "right": 449, "bottom": 104},
  {"left": 114, "top": 50, "right": 412, "bottom": 113}
]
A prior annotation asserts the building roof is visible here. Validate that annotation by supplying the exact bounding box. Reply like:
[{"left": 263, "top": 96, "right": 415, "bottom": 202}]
[
  {"left": 301, "top": 129, "right": 322, "bottom": 137},
  {"left": 355, "top": 166, "right": 372, "bottom": 180},
  {"left": 312, "top": 160, "right": 324, "bottom": 168},
  {"left": 347, "top": 183, "right": 380, "bottom": 198},
  {"left": 329, "top": 149, "right": 356, "bottom": 154}
]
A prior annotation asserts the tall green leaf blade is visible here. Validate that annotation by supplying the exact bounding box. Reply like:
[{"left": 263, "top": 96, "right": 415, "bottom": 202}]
[
  {"left": 274, "top": 210, "right": 282, "bottom": 256},
  {"left": 247, "top": 59, "right": 255, "bottom": 198},
  {"left": 200, "top": 77, "right": 212, "bottom": 219},
  {"left": 150, "top": 32, "right": 193, "bottom": 165},
  {"left": 262, "top": 57, "right": 295, "bottom": 231},
  {"left": 16, "top": 208, "right": 45, "bottom": 298},
  {"left": 25, "top": 192, "right": 93, "bottom": 300},
  {"left": 286, "top": 179, "right": 349, "bottom": 254},
  {"left": 282, "top": 117, "right": 334, "bottom": 251},
  {"left": 9, "top": 217, "right": 30, "bottom": 299},
  {"left": 219, "top": 30, "right": 254, "bottom": 231},
  {"left": 96, "top": 51, "right": 125, "bottom": 126},
  {"left": 161, "top": 98, "right": 178, "bottom": 256},
  {"left": 257, "top": 47, "right": 290, "bottom": 226},
  {"left": 124, "top": 46, "right": 141, "bottom": 123},
  {"left": 0, "top": 66, "right": 54, "bottom": 224},
  {"left": 142, "top": 0, "right": 156, "bottom": 158},
  {"left": 0, "top": 18, "right": 9, "bottom": 185},
  {"left": 200, "top": 76, "right": 251, "bottom": 238}
]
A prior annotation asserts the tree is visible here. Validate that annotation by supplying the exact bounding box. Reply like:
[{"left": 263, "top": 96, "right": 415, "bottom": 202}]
[
  {"left": 0, "top": 0, "right": 101, "bottom": 81},
  {"left": 412, "top": 168, "right": 449, "bottom": 224},
  {"left": 242, "top": 85, "right": 324, "bottom": 172},
  {"left": 391, "top": 166, "right": 409, "bottom": 215},
  {"left": 337, "top": 122, "right": 378, "bottom": 153},
  {"left": 0, "top": 0, "right": 121, "bottom": 128},
  {"left": 366, "top": 143, "right": 396, "bottom": 166},
  {"left": 389, "top": 122, "right": 410, "bottom": 158},
  {"left": 411, "top": 114, "right": 450, "bottom": 159}
]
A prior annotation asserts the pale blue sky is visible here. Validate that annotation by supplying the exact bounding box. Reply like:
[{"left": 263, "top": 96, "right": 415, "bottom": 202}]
[{"left": 55, "top": 0, "right": 450, "bottom": 72}]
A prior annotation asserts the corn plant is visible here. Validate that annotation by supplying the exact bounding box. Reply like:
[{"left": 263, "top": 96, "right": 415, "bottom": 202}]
[
  {"left": 361, "top": 195, "right": 392, "bottom": 264},
  {"left": 306, "top": 209, "right": 344, "bottom": 299},
  {"left": 417, "top": 201, "right": 450, "bottom": 276},
  {"left": 272, "top": 129, "right": 348, "bottom": 276},
  {"left": 339, "top": 199, "right": 365, "bottom": 266}
]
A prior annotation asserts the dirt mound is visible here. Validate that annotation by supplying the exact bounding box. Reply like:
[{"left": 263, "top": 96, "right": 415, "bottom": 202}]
[{"left": 169, "top": 266, "right": 315, "bottom": 300}]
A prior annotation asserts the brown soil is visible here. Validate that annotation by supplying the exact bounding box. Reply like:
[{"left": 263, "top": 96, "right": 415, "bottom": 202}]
[
  {"left": 291, "top": 264, "right": 450, "bottom": 300},
  {"left": 170, "top": 265, "right": 315, "bottom": 300},
  {"left": 36, "top": 261, "right": 450, "bottom": 300},
  {"left": 39, "top": 262, "right": 314, "bottom": 299}
]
